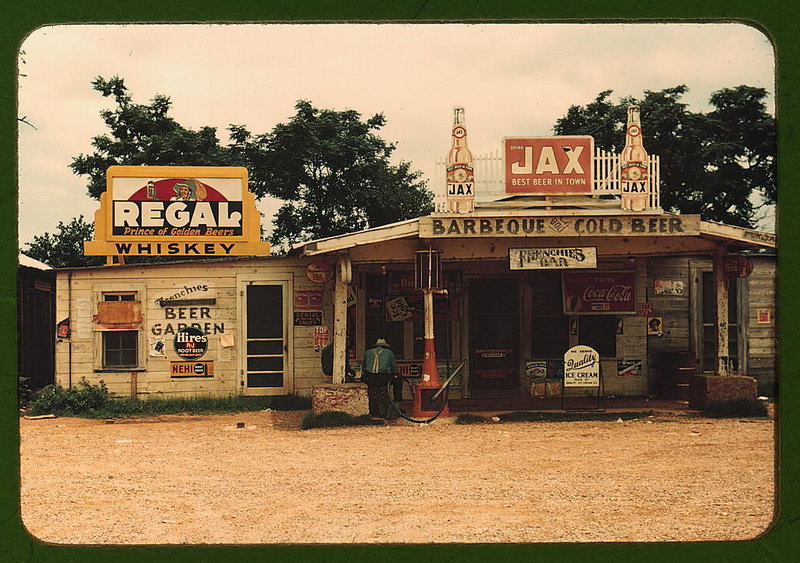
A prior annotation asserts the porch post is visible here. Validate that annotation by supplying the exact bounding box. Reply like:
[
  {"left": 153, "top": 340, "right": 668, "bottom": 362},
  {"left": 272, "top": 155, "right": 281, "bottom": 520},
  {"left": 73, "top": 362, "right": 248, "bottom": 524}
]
[
  {"left": 332, "top": 252, "right": 351, "bottom": 384},
  {"left": 713, "top": 244, "right": 730, "bottom": 376}
]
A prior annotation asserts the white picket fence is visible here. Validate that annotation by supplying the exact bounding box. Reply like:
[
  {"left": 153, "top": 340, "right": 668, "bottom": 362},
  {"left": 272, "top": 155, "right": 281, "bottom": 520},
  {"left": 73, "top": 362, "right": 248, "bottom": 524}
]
[{"left": 434, "top": 148, "right": 661, "bottom": 212}]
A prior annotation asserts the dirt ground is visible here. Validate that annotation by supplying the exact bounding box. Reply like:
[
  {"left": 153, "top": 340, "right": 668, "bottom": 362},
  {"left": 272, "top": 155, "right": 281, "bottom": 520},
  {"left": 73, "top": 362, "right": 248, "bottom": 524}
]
[{"left": 20, "top": 409, "right": 775, "bottom": 545}]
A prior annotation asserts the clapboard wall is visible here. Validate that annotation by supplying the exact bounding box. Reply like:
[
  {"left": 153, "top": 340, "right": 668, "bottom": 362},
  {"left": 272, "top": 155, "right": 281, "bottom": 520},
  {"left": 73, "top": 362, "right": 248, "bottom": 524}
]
[{"left": 55, "top": 256, "right": 333, "bottom": 398}]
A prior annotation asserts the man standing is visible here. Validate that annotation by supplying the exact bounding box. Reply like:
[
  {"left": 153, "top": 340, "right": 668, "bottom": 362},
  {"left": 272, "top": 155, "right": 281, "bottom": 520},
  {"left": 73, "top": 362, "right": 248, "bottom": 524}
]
[{"left": 362, "top": 338, "right": 397, "bottom": 419}]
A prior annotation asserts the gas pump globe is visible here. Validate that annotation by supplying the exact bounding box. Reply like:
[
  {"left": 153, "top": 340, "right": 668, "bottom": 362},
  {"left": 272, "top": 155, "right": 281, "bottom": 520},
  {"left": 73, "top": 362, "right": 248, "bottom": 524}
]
[
  {"left": 412, "top": 247, "right": 449, "bottom": 418},
  {"left": 414, "top": 248, "right": 443, "bottom": 290}
]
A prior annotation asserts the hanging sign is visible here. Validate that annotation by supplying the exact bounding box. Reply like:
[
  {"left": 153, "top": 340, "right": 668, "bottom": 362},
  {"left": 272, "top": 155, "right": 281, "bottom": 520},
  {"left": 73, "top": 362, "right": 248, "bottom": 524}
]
[
  {"left": 84, "top": 166, "right": 269, "bottom": 256},
  {"left": 307, "top": 261, "right": 333, "bottom": 283},
  {"left": 173, "top": 327, "right": 208, "bottom": 360},
  {"left": 563, "top": 345, "right": 600, "bottom": 387},
  {"left": 509, "top": 247, "right": 597, "bottom": 270},
  {"left": 504, "top": 136, "right": 594, "bottom": 195},
  {"left": 563, "top": 271, "right": 636, "bottom": 314}
]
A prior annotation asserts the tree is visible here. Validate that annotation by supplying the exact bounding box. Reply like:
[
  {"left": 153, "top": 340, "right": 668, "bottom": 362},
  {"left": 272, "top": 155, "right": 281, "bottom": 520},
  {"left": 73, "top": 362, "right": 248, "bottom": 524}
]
[
  {"left": 70, "top": 76, "right": 235, "bottom": 200},
  {"left": 70, "top": 78, "right": 433, "bottom": 252},
  {"left": 22, "top": 216, "right": 104, "bottom": 268},
  {"left": 553, "top": 85, "right": 775, "bottom": 228},
  {"left": 229, "top": 100, "right": 433, "bottom": 250}
]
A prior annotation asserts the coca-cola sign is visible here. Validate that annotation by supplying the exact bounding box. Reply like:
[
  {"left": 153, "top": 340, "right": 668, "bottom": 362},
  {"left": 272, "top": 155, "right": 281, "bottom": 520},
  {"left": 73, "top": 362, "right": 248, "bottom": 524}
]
[{"left": 562, "top": 271, "right": 636, "bottom": 314}]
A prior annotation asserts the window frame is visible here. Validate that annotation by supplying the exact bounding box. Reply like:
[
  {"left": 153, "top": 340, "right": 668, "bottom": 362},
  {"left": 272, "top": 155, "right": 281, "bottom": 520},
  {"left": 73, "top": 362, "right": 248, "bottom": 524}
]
[{"left": 93, "top": 285, "right": 146, "bottom": 372}]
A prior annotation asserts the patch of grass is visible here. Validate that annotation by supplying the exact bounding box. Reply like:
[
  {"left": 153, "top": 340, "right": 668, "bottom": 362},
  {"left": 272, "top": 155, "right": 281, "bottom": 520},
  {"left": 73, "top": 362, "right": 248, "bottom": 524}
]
[
  {"left": 27, "top": 380, "right": 311, "bottom": 419},
  {"left": 703, "top": 399, "right": 768, "bottom": 418},
  {"left": 301, "top": 411, "right": 383, "bottom": 430},
  {"left": 455, "top": 414, "right": 488, "bottom": 425}
]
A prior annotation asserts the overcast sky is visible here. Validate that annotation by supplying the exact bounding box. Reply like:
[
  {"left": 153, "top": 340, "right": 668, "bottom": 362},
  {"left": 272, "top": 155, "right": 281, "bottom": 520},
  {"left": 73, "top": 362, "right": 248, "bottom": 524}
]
[{"left": 17, "top": 23, "right": 775, "bottom": 247}]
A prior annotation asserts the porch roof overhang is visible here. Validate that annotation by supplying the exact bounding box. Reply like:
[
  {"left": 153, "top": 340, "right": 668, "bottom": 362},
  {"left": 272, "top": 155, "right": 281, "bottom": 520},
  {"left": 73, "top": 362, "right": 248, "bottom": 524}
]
[{"left": 292, "top": 212, "right": 776, "bottom": 258}]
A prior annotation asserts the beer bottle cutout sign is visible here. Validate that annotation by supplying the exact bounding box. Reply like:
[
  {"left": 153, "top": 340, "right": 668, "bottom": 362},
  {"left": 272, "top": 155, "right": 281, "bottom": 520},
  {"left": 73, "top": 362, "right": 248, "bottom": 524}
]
[
  {"left": 620, "top": 105, "right": 649, "bottom": 212},
  {"left": 446, "top": 106, "right": 475, "bottom": 214}
]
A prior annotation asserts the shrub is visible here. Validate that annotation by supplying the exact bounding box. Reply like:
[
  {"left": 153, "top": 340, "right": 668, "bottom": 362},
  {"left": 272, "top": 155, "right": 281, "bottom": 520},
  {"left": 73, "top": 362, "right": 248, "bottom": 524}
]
[
  {"left": 455, "top": 414, "right": 488, "bottom": 424},
  {"left": 703, "top": 399, "right": 768, "bottom": 418},
  {"left": 18, "top": 376, "right": 35, "bottom": 408},
  {"left": 29, "top": 379, "right": 109, "bottom": 416},
  {"left": 301, "top": 411, "right": 382, "bottom": 430}
]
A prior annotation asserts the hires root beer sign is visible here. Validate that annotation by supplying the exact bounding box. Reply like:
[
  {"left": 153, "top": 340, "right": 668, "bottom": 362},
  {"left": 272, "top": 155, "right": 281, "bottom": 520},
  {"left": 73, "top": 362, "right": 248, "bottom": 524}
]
[
  {"left": 562, "top": 271, "right": 636, "bottom": 314},
  {"left": 84, "top": 166, "right": 269, "bottom": 257},
  {"left": 504, "top": 136, "right": 593, "bottom": 195}
]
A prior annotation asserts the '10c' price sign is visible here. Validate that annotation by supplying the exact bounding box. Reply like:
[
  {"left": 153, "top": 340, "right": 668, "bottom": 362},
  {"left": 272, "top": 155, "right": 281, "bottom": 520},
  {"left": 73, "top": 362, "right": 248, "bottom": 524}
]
[{"left": 174, "top": 326, "right": 209, "bottom": 360}]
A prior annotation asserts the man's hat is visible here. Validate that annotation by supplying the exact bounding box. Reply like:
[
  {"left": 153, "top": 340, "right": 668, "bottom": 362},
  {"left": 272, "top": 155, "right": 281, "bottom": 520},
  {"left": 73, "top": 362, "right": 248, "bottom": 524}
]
[{"left": 375, "top": 338, "right": 390, "bottom": 347}]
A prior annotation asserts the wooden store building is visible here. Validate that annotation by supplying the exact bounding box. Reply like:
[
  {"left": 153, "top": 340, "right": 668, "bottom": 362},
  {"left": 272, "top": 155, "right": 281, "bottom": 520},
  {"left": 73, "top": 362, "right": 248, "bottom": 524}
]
[{"left": 54, "top": 108, "right": 777, "bottom": 408}]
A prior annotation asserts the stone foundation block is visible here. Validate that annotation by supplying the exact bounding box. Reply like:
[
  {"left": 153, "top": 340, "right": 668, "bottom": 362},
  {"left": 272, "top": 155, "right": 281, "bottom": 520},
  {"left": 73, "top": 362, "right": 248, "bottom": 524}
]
[
  {"left": 311, "top": 383, "right": 369, "bottom": 416},
  {"left": 688, "top": 374, "right": 757, "bottom": 409}
]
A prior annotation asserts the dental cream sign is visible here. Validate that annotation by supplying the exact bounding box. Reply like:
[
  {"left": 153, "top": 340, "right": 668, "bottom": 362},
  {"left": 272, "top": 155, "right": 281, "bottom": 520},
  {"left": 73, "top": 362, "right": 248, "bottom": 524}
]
[
  {"left": 504, "top": 136, "right": 593, "bottom": 195},
  {"left": 84, "top": 166, "right": 269, "bottom": 256}
]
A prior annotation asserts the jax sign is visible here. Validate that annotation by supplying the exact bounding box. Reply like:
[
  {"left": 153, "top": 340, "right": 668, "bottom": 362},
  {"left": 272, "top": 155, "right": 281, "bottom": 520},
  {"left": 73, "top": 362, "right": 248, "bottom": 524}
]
[{"left": 84, "top": 166, "right": 270, "bottom": 257}]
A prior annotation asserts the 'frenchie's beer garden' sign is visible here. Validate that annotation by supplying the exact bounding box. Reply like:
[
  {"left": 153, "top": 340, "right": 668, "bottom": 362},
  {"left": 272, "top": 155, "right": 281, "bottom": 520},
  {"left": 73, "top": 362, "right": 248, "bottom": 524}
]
[{"left": 84, "top": 166, "right": 269, "bottom": 257}]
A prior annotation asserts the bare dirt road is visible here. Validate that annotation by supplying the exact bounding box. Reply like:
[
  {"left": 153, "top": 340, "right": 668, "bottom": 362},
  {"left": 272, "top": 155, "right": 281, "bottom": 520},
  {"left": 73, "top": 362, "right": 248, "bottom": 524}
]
[{"left": 20, "top": 410, "right": 774, "bottom": 545}]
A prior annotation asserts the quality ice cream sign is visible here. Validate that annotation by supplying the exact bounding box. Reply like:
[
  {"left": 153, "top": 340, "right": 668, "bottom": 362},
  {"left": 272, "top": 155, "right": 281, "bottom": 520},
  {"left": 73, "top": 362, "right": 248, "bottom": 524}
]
[
  {"left": 84, "top": 166, "right": 269, "bottom": 257},
  {"left": 563, "top": 345, "right": 600, "bottom": 388}
]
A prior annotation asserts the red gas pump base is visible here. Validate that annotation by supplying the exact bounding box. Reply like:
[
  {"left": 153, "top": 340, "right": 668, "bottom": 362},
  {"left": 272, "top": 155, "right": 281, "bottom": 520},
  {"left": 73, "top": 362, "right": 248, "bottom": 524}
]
[{"left": 411, "top": 339, "right": 450, "bottom": 419}]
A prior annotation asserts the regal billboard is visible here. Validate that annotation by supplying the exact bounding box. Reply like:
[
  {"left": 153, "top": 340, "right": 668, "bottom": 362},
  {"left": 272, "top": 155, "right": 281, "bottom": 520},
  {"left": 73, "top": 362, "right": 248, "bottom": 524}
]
[
  {"left": 84, "top": 166, "right": 269, "bottom": 257},
  {"left": 504, "top": 136, "right": 593, "bottom": 195}
]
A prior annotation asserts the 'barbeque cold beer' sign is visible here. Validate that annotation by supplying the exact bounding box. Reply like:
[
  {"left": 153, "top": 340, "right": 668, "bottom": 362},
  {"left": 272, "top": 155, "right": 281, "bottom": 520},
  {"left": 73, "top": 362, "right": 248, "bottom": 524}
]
[{"left": 84, "top": 166, "right": 270, "bottom": 257}]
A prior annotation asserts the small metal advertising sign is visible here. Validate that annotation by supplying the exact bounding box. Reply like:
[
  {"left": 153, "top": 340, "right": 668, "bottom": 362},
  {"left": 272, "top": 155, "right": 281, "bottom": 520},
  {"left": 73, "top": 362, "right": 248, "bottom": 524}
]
[
  {"left": 294, "top": 311, "right": 323, "bottom": 326},
  {"left": 563, "top": 345, "right": 601, "bottom": 388},
  {"left": 509, "top": 247, "right": 597, "bottom": 270},
  {"left": 171, "top": 361, "right": 214, "bottom": 378},
  {"left": 562, "top": 271, "right": 636, "bottom": 314},
  {"left": 173, "top": 327, "right": 209, "bottom": 360},
  {"left": 306, "top": 261, "right": 333, "bottom": 283}
]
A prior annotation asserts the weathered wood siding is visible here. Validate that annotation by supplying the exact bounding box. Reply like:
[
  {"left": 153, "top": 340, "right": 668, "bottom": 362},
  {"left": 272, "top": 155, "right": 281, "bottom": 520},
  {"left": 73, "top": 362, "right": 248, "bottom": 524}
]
[
  {"left": 746, "top": 256, "right": 777, "bottom": 390},
  {"left": 55, "top": 256, "right": 332, "bottom": 398}
]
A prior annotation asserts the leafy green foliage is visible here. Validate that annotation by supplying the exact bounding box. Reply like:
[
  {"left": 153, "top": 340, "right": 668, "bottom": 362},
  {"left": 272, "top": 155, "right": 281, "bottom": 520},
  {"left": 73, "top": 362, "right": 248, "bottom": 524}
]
[
  {"left": 229, "top": 100, "right": 433, "bottom": 251},
  {"left": 553, "top": 85, "right": 775, "bottom": 227},
  {"left": 18, "top": 377, "right": 35, "bottom": 408},
  {"left": 22, "top": 215, "right": 103, "bottom": 268},
  {"left": 496, "top": 411, "right": 654, "bottom": 423},
  {"left": 300, "top": 411, "right": 382, "bottom": 429},
  {"left": 29, "top": 379, "right": 110, "bottom": 416},
  {"left": 69, "top": 78, "right": 434, "bottom": 256},
  {"left": 70, "top": 76, "right": 235, "bottom": 200},
  {"left": 702, "top": 399, "right": 768, "bottom": 418},
  {"left": 28, "top": 381, "right": 311, "bottom": 418}
]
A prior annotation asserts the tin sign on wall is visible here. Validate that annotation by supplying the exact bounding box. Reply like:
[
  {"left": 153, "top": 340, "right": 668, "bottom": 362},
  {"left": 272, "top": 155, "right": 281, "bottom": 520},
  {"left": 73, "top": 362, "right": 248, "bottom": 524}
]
[
  {"left": 173, "top": 327, "right": 208, "bottom": 360},
  {"left": 509, "top": 247, "right": 597, "bottom": 270},
  {"left": 171, "top": 361, "right": 214, "bottom": 378},
  {"left": 306, "top": 261, "right": 333, "bottom": 283},
  {"left": 563, "top": 271, "right": 636, "bottom": 314},
  {"left": 504, "top": 136, "right": 594, "bottom": 195},
  {"left": 563, "top": 345, "right": 600, "bottom": 387}
]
